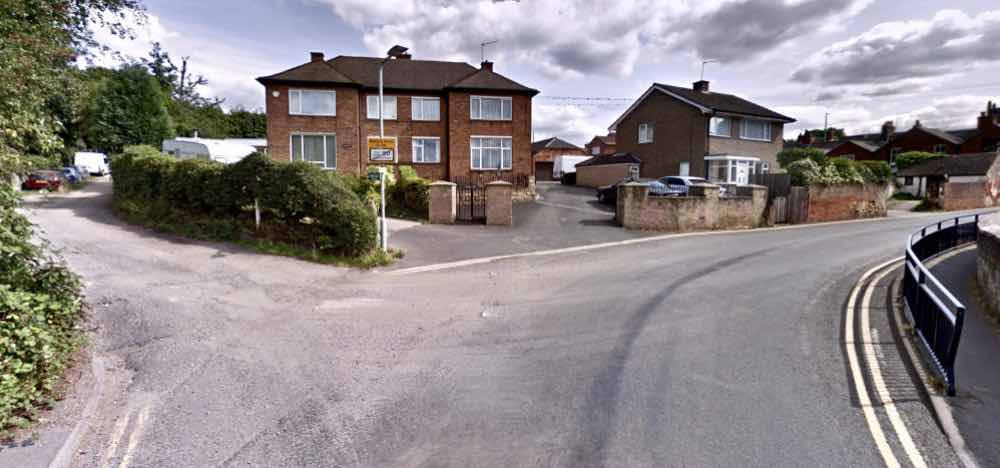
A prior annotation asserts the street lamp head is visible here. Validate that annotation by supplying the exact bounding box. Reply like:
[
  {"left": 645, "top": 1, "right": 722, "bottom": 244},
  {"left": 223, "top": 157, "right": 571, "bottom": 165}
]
[{"left": 387, "top": 45, "right": 409, "bottom": 58}]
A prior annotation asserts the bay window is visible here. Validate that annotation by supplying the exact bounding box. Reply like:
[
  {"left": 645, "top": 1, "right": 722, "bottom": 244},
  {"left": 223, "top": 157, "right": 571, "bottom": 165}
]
[
  {"left": 470, "top": 96, "right": 512, "bottom": 120},
  {"left": 412, "top": 97, "right": 440, "bottom": 121},
  {"left": 290, "top": 133, "right": 336, "bottom": 169},
  {"left": 412, "top": 137, "right": 440, "bottom": 163},
  {"left": 366, "top": 95, "right": 397, "bottom": 119},
  {"left": 471, "top": 136, "right": 512, "bottom": 170},
  {"left": 740, "top": 119, "right": 772, "bottom": 141},
  {"left": 289, "top": 90, "right": 336, "bottom": 116}
]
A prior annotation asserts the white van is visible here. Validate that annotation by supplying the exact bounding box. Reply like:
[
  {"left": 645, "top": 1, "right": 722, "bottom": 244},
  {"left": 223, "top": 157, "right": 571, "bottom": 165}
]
[
  {"left": 74, "top": 152, "right": 110, "bottom": 176},
  {"left": 552, "top": 155, "right": 592, "bottom": 179}
]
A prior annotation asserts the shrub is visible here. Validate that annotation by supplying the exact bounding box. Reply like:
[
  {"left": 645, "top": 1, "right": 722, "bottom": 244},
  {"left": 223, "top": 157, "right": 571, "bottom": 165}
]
[
  {"left": 787, "top": 158, "right": 890, "bottom": 186},
  {"left": 896, "top": 151, "right": 945, "bottom": 171},
  {"left": 0, "top": 183, "right": 84, "bottom": 435},
  {"left": 111, "top": 151, "right": 377, "bottom": 257},
  {"left": 777, "top": 147, "right": 827, "bottom": 169}
]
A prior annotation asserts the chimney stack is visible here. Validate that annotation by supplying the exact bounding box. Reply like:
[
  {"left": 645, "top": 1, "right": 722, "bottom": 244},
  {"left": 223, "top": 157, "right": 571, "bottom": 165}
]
[
  {"left": 693, "top": 80, "right": 710, "bottom": 93},
  {"left": 481, "top": 61, "right": 493, "bottom": 72},
  {"left": 797, "top": 131, "right": 815, "bottom": 145},
  {"left": 913, "top": 119, "right": 922, "bottom": 128},
  {"left": 310, "top": 51, "right": 324, "bottom": 62},
  {"left": 979, "top": 100, "right": 999, "bottom": 129},
  {"left": 397, "top": 52, "right": 412, "bottom": 60},
  {"left": 880, "top": 121, "right": 895, "bottom": 142},
  {"left": 825, "top": 127, "right": 837, "bottom": 142}
]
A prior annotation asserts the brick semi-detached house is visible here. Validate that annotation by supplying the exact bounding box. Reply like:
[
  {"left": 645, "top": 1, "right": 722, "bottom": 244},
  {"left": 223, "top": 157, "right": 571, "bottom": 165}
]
[{"left": 257, "top": 52, "right": 538, "bottom": 183}]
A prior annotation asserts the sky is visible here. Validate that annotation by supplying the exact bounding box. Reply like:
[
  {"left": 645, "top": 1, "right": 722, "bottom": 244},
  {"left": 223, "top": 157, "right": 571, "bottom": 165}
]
[{"left": 87, "top": 0, "right": 1000, "bottom": 146}]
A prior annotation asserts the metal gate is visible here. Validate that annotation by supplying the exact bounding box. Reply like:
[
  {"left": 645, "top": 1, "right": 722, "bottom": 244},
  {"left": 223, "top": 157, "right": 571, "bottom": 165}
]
[{"left": 457, "top": 183, "right": 487, "bottom": 221}]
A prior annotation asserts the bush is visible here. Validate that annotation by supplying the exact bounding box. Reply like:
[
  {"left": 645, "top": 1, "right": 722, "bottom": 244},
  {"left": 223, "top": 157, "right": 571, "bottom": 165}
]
[
  {"left": 896, "top": 151, "right": 945, "bottom": 171},
  {"left": 387, "top": 165, "right": 429, "bottom": 219},
  {"left": 0, "top": 183, "right": 84, "bottom": 435},
  {"left": 111, "top": 151, "right": 377, "bottom": 258},
  {"left": 787, "top": 158, "right": 890, "bottom": 186},
  {"left": 777, "top": 147, "right": 827, "bottom": 169}
]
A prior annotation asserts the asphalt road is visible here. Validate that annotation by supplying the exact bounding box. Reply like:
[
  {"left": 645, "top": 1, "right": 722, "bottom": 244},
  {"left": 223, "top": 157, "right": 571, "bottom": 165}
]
[{"left": 6, "top": 181, "right": 970, "bottom": 467}]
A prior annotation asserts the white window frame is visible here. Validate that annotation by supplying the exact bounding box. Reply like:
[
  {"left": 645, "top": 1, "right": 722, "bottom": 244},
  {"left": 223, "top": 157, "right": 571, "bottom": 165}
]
[
  {"left": 412, "top": 136, "right": 441, "bottom": 163},
  {"left": 470, "top": 135, "right": 513, "bottom": 170},
  {"left": 933, "top": 143, "right": 947, "bottom": 154},
  {"left": 288, "top": 89, "right": 336, "bottom": 116},
  {"left": 411, "top": 96, "right": 441, "bottom": 121},
  {"left": 709, "top": 117, "right": 731, "bottom": 137},
  {"left": 591, "top": 146, "right": 600, "bottom": 155},
  {"left": 366, "top": 95, "right": 397, "bottom": 120},
  {"left": 367, "top": 135, "right": 398, "bottom": 162},
  {"left": 679, "top": 161, "right": 690, "bottom": 176},
  {"left": 739, "top": 119, "right": 772, "bottom": 142},
  {"left": 470, "top": 96, "right": 512, "bottom": 121},
  {"left": 289, "top": 133, "right": 336, "bottom": 169},
  {"left": 638, "top": 123, "right": 654, "bottom": 144}
]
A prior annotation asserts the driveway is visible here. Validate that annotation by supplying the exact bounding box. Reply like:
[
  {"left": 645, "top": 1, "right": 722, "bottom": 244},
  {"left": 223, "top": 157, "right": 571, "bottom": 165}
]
[{"left": 390, "top": 182, "right": 650, "bottom": 268}]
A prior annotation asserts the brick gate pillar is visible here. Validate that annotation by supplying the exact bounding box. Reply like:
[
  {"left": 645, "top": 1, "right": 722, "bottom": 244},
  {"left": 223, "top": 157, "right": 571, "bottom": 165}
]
[
  {"left": 486, "top": 181, "right": 513, "bottom": 226},
  {"left": 428, "top": 181, "right": 457, "bottom": 224}
]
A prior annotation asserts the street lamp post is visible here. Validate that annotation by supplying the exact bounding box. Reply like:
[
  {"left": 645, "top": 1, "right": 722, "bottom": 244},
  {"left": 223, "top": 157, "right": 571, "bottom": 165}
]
[{"left": 376, "top": 45, "right": 408, "bottom": 252}]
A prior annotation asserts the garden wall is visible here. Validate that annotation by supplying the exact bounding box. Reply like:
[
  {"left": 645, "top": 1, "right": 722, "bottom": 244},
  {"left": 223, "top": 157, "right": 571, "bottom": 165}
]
[
  {"left": 617, "top": 183, "right": 767, "bottom": 231},
  {"left": 978, "top": 212, "right": 1000, "bottom": 316},
  {"left": 803, "top": 184, "right": 890, "bottom": 223}
]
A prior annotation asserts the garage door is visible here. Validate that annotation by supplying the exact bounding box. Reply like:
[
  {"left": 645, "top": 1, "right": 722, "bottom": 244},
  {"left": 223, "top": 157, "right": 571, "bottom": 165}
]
[{"left": 535, "top": 161, "right": 554, "bottom": 181}]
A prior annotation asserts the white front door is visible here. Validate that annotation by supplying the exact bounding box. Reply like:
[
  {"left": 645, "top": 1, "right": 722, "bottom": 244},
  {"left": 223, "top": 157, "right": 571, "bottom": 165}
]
[{"left": 736, "top": 161, "right": 749, "bottom": 185}]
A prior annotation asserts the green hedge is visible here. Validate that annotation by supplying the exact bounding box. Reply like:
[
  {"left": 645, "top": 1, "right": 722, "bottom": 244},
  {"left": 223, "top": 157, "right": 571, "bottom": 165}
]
[
  {"left": 111, "top": 148, "right": 377, "bottom": 257},
  {"left": 1, "top": 183, "right": 84, "bottom": 435},
  {"left": 387, "top": 166, "right": 429, "bottom": 219},
  {"left": 896, "top": 151, "right": 945, "bottom": 171},
  {"left": 787, "top": 158, "right": 891, "bottom": 186}
]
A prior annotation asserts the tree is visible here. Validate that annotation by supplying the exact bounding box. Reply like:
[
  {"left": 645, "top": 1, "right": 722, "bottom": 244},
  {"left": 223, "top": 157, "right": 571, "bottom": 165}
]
[
  {"left": 144, "top": 42, "right": 221, "bottom": 106},
  {"left": 776, "top": 147, "right": 827, "bottom": 168},
  {"left": 896, "top": 151, "right": 945, "bottom": 171},
  {"left": 226, "top": 108, "right": 267, "bottom": 138},
  {"left": 0, "top": 0, "right": 143, "bottom": 174},
  {"left": 86, "top": 64, "right": 173, "bottom": 153}
]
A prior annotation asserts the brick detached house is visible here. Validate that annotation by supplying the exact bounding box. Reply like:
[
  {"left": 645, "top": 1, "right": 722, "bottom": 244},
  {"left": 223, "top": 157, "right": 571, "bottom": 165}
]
[
  {"left": 610, "top": 81, "right": 795, "bottom": 184},
  {"left": 531, "top": 137, "right": 585, "bottom": 180},
  {"left": 794, "top": 101, "right": 1000, "bottom": 165},
  {"left": 584, "top": 134, "right": 616, "bottom": 156},
  {"left": 256, "top": 52, "right": 538, "bottom": 183}
]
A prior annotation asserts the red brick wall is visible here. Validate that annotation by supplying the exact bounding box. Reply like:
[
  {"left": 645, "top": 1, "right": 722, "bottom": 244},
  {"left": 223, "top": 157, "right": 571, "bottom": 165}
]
[
  {"left": 873, "top": 129, "right": 960, "bottom": 162},
  {"left": 828, "top": 141, "right": 877, "bottom": 160},
  {"left": 584, "top": 137, "right": 616, "bottom": 156},
  {"left": 615, "top": 91, "right": 707, "bottom": 178},
  {"left": 358, "top": 92, "right": 449, "bottom": 181},
  {"left": 806, "top": 184, "right": 889, "bottom": 222},
  {"left": 447, "top": 91, "right": 533, "bottom": 179},
  {"left": 264, "top": 83, "right": 361, "bottom": 173}
]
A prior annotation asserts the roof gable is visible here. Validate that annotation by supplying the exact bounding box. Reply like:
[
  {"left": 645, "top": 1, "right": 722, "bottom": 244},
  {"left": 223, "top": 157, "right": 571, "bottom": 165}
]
[
  {"left": 257, "top": 60, "right": 356, "bottom": 86},
  {"left": 610, "top": 83, "right": 794, "bottom": 130},
  {"left": 446, "top": 68, "right": 538, "bottom": 95},
  {"left": 532, "top": 137, "right": 582, "bottom": 153}
]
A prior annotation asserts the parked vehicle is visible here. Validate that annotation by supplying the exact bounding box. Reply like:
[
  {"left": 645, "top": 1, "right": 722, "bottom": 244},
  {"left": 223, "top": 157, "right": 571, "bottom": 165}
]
[
  {"left": 74, "top": 151, "right": 110, "bottom": 176},
  {"left": 658, "top": 176, "right": 710, "bottom": 195},
  {"left": 597, "top": 176, "right": 675, "bottom": 204},
  {"left": 73, "top": 165, "right": 90, "bottom": 181},
  {"left": 62, "top": 167, "right": 82, "bottom": 184},
  {"left": 21, "top": 171, "right": 62, "bottom": 191},
  {"left": 553, "top": 155, "right": 591, "bottom": 180},
  {"left": 560, "top": 172, "right": 577, "bottom": 185}
]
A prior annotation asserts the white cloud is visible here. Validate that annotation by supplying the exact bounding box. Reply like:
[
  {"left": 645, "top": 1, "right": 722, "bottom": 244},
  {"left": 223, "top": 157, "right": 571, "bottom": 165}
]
[
  {"left": 532, "top": 102, "right": 621, "bottom": 146},
  {"left": 316, "top": 0, "right": 871, "bottom": 79},
  {"left": 793, "top": 9, "right": 1000, "bottom": 87},
  {"left": 83, "top": 12, "right": 275, "bottom": 110},
  {"left": 781, "top": 95, "right": 995, "bottom": 136}
]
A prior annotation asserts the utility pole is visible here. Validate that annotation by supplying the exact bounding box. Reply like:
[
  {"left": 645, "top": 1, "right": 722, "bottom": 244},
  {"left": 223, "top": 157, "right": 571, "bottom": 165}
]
[
  {"left": 824, "top": 113, "right": 830, "bottom": 142},
  {"left": 481, "top": 40, "right": 498, "bottom": 62}
]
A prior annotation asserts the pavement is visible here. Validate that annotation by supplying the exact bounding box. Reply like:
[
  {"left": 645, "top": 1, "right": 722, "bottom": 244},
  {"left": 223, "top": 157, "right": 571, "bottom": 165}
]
[
  {"left": 0, "top": 179, "right": 985, "bottom": 467},
  {"left": 928, "top": 248, "right": 1000, "bottom": 467}
]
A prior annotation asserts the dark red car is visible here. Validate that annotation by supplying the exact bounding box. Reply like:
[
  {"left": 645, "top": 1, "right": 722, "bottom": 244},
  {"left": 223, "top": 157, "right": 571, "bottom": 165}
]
[{"left": 22, "top": 171, "right": 62, "bottom": 191}]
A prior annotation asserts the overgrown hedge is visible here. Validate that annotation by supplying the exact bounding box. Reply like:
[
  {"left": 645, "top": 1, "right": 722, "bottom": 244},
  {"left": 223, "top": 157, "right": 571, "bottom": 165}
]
[
  {"left": 1, "top": 183, "right": 84, "bottom": 435},
  {"left": 786, "top": 158, "right": 891, "bottom": 186},
  {"left": 111, "top": 146, "right": 377, "bottom": 257}
]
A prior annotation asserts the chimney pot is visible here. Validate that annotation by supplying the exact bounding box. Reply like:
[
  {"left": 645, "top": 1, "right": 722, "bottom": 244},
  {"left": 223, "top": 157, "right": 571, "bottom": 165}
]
[
  {"left": 693, "top": 80, "right": 710, "bottom": 93},
  {"left": 481, "top": 60, "right": 493, "bottom": 71},
  {"left": 397, "top": 53, "right": 411, "bottom": 60},
  {"left": 310, "top": 51, "right": 324, "bottom": 62}
]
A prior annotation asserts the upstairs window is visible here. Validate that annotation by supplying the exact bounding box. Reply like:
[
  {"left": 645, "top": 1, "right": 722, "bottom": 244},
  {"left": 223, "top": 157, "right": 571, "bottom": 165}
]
[
  {"left": 411, "top": 97, "right": 441, "bottom": 121},
  {"left": 740, "top": 119, "right": 772, "bottom": 141},
  {"left": 366, "top": 95, "right": 397, "bottom": 119},
  {"left": 933, "top": 143, "right": 947, "bottom": 154},
  {"left": 638, "top": 123, "right": 654, "bottom": 144},
  {"left": 591, "top": 146, "right": 600, "bottom": 155},
  {"left": 709, "top": 117, "right": 731, "bottom": 137},
  {"left": 289, "top": 90, "right": 336, "bottom": 116},
  {"left": 471, "top": 96, "right": 512, "bottom": 120}
]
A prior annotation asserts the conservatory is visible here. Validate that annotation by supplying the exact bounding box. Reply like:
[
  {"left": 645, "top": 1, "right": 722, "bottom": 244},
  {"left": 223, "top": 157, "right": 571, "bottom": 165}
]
[{"left": 705, "top": 155, "right": 770, "bottom": 185}]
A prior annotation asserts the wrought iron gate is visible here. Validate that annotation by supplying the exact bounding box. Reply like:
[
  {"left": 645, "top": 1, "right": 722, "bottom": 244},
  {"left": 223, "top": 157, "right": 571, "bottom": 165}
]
[{"left": 457, "top": 183, "right": 487, "bottom": 221}]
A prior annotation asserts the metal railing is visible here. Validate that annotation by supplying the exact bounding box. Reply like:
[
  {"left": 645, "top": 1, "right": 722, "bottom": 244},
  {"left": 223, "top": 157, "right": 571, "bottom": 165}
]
[{"left": 902, "top": 212, "right": 988, "bottom": 396}]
